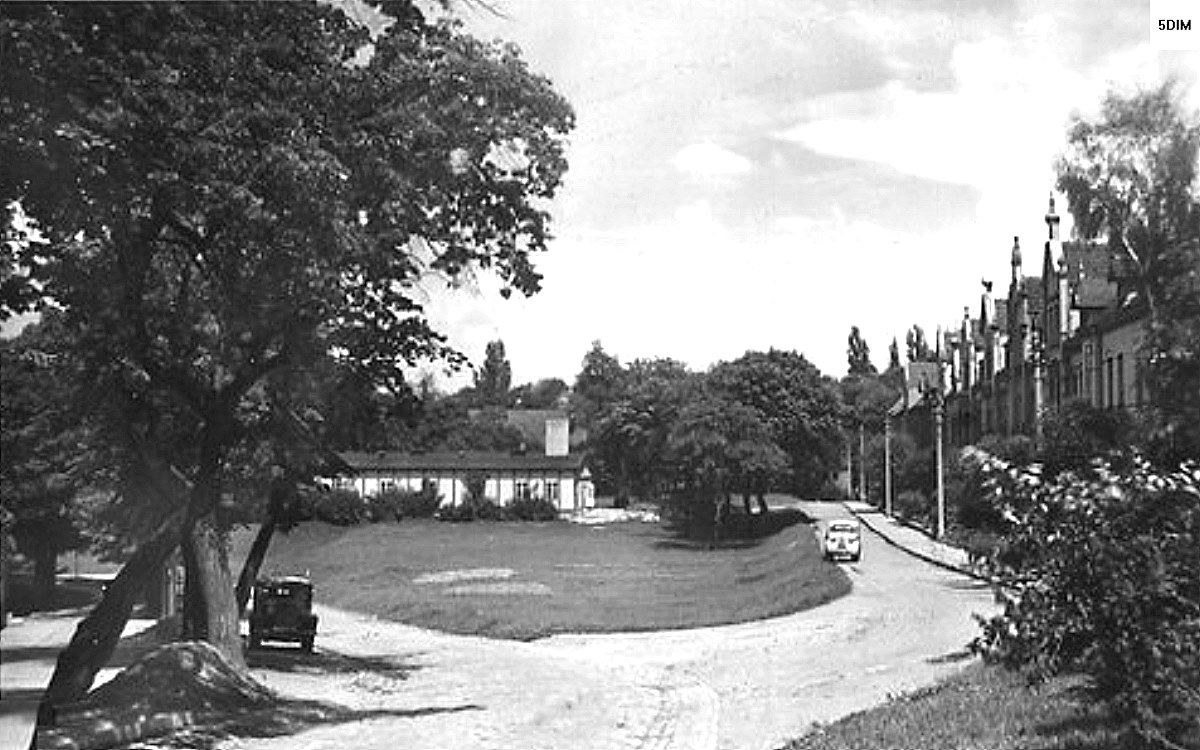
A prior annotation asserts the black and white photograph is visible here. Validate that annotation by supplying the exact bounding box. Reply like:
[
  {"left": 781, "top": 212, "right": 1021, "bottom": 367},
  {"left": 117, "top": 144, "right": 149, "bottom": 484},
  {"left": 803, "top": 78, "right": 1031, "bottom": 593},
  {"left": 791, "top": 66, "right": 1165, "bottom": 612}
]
[{"left": 2, "top": 2, "right": 1198, "bottom": 749}]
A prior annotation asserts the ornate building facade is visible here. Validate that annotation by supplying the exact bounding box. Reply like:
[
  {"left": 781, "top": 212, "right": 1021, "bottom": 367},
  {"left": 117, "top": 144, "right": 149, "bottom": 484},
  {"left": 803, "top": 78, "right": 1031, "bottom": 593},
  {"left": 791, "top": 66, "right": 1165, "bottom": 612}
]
[{"left": 939, "top": 195, "right": 1149, "bottom": 448}]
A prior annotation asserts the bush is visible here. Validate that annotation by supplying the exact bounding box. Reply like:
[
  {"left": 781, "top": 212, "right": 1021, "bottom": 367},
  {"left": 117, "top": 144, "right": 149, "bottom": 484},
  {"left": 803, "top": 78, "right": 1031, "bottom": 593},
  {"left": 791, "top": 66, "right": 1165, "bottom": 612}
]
[
  {"left": 973, "top": 453, "right": 1200, "bottom": 749},
  {"left": 504, "top": 496, "right": 559, "bottom": 522},
  {"left": 893, "top": 489, "right": 932, "bottom": 529},
  {"left": 311, "top": 488, "right": 369, "bottom": 526},
  {"left": 369, "top": 484, "right": 441, "bottom": 521},
  {"left": 436, "top": 497, "right": 503, "bottom": 523},
  {"left": 1039, "top": 401, "right": 1137, "bottom": 478}
]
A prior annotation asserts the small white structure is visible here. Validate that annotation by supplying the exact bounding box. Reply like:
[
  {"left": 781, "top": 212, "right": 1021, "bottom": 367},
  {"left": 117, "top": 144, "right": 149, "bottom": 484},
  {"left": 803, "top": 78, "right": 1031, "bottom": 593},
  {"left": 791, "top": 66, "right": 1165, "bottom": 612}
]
[
  {"left": 336, "top": 412, "right": 595, "bottom": 513},
  {"left": 336, "top": 449, "right": 593, "bottom": 512}
]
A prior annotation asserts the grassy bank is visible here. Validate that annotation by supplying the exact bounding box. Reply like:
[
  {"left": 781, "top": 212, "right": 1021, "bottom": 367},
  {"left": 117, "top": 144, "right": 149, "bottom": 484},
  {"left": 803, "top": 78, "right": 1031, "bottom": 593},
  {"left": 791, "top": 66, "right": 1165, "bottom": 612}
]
[
  {"left": 233, "top": 506, "right": 849, "bottom": 640},
  {"left": 785, "top": 661, "right": 1123, "bottom": 750}
]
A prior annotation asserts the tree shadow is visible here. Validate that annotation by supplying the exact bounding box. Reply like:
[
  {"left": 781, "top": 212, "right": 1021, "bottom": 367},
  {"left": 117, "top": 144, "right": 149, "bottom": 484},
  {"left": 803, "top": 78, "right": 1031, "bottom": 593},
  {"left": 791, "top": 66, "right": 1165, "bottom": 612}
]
[
  {"left": 0, "top": 644, "right": 69, "bottom": 663},
  {"left": 926, "top": 648, "right": 975, "bottom": 664},
  {"left": 1024, "top": 711, "right": 1125, "bottom": 750},
  {"left": 209, "top": 700, "right": 484, "bottom": 744},
  {"left": 945, "top": 578, "right": 992, "bottom": 592},
  {"left": 41, "top": 699, "right": 484, "bottom": 750},
  {"left": 655, "top": 507, "right": 810, "bottom": 550},
  {"left": 0, "top": 687, "right": 44, "bottom": 717},
  {"left": 246, "top": 646, "right": 423, "bottom": 680}
]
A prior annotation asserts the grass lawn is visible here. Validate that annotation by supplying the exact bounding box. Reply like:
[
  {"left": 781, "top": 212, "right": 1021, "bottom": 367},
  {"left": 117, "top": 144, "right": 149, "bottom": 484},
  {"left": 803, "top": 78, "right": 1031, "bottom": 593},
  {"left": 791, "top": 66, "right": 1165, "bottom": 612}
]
[
  {"left": 785, "top": 661, "right": 1127, "bottom": 750},
  {"left": 231, "top": 505, "right": 850, "bottom": 640}
]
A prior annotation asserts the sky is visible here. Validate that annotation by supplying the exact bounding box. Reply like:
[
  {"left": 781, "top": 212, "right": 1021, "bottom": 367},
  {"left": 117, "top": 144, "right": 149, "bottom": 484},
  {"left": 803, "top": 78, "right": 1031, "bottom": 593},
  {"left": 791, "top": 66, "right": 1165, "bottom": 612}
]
[{"left": 413, "top": 0, "right": 1199, "bottom": 389}]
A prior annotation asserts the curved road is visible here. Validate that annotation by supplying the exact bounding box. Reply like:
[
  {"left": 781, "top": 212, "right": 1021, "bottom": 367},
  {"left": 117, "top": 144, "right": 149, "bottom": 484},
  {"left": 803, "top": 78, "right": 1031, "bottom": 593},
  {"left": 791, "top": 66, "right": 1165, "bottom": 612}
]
[{"left": 230, "top": 502, "right": 996, "bottom": 750}]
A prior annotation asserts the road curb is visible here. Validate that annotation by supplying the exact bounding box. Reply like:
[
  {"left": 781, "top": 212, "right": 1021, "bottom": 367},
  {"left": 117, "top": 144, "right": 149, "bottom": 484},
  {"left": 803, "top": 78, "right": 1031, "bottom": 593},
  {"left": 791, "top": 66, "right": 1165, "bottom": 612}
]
[{"left": 843, "top": 504, "right": 992, "bottom": 584}]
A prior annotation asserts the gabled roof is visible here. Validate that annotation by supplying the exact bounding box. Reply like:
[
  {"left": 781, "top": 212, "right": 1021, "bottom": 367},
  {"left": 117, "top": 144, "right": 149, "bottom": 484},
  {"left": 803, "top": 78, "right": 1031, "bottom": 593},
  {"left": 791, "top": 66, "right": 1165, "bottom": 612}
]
[{"left": 340, "top": 450, "right": 585, "bottom": 474}]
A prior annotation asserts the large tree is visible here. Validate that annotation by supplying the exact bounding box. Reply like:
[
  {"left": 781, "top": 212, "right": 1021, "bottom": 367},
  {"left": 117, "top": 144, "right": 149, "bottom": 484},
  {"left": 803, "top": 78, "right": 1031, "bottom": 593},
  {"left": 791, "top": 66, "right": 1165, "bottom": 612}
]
[
  {"left": 0, "top": 315, "right": 89, "bottom": 610},
  {"left": 846, "top": 325, "right": 876, "bottom": 376},
  {"left": 707, "top": 349, "right": 843, "bottom": 495},
  {"left": 473, "top": 339, "right": 514, "bottom": 407},
  {"left": 667, "top": 391, "right": 786, "bottom": 538},
  {"left": 1055, "top": 81, "right": 1200, "bottom": 462},
  {"left": 592, "top": 358, "right": 695, "bottom": 504},
  {"left": 1, "top": 0, "right": 572, "bottom": 706}
]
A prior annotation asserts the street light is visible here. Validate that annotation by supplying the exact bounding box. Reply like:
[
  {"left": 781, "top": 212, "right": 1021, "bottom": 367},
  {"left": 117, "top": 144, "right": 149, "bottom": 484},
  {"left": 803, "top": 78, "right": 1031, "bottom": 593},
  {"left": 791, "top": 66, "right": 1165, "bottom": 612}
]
[
  {"left": 920, "top": 374, "right": 946, "bottom": 539},
  {"left": 1028, "top": 310, "right": 1045, "bottom": 447},
  {"left": 884, "top": 415, "right": 893, "bottom": 516}
]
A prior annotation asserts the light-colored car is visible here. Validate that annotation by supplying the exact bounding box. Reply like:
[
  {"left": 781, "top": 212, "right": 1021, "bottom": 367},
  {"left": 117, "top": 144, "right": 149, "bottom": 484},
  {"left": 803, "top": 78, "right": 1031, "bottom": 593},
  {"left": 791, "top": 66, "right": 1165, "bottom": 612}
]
[{"left": 824, "top": 519, "right": 862, "bottom": 562}]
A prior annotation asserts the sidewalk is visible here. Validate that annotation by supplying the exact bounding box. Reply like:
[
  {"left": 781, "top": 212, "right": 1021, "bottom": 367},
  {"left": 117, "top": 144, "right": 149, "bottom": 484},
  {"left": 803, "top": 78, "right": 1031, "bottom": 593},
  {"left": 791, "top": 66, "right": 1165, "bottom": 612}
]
[
  {"left": 0, "top": 611, "right": 155, "bottom": 750},
  {"left": 842, "top": 501, "right": 981, "bottom": 578}
]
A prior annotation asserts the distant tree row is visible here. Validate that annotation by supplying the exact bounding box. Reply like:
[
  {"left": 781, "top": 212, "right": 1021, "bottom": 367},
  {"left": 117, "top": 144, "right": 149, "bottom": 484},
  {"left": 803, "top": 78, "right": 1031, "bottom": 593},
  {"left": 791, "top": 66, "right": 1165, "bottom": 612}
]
[{"left": 570, "top": 341, "right": 845, "bottom": 535}]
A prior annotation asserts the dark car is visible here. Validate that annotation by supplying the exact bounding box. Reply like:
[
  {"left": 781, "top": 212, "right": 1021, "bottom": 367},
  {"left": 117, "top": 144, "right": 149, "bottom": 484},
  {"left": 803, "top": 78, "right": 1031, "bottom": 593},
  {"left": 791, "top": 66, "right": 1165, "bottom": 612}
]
[{"left": 249, "top": 575, "right": 318, "bottom": 652}]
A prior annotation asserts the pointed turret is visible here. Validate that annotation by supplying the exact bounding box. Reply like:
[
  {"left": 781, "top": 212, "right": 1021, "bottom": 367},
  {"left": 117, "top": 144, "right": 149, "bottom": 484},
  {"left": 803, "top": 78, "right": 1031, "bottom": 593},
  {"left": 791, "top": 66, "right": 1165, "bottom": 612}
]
[
  {"left": 1011, "top": 236, "right": 1022, "bottom": 282},
  {"left": 1045, "top": 193, "right": 1060, "bottom": 241}
]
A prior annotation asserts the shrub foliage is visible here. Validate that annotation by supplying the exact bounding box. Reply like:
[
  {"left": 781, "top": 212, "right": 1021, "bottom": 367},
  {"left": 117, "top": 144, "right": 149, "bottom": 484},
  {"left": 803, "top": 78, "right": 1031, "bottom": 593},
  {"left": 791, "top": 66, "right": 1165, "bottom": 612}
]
[
  {"left": 369, "top": 484, "right": 441, "bottom": 521},
  {"left": 971, "top": 450, "right": 1200, "bottom": 749},
  {"left": 310, "top": 488, "right": 370, "bottom": 526}
]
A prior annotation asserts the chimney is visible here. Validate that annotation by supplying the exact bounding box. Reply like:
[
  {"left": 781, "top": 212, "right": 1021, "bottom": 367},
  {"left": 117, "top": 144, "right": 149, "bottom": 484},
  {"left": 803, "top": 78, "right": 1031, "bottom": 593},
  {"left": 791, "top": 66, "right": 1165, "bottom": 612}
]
[{"left": 544, "top": 415, "right": 569, "bottom": 457}]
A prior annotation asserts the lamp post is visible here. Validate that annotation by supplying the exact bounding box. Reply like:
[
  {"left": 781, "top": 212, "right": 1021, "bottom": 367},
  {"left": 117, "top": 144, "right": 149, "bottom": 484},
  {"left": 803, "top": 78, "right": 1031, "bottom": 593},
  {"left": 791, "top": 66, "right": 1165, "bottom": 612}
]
[
  {"left": 1029, "top": 310, "right": 1045, "bottom": 447},
  {"left": 884, "top": 415, "right": 893, "bottom": 516},
  {"left": 921, "top": 375, "right": 946, "bottom": 539},
  {"left": 859, "top": 422, "right": 867, "bottom": 503}
]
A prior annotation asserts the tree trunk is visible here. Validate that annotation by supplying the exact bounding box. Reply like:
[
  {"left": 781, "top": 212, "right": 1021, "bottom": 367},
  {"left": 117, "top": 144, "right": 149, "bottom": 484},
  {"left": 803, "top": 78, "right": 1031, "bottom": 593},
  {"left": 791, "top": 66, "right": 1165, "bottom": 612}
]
[
  {"left": 37, "top": 525, "right": 178, "bottom": 726},
  {"left": 180, "top": 512, "right": 244, "bottom": 670},
  {"left": 235, "top": 516, "right": 276, "bottom": 617},
  {"left": 32, "top": 544, "right": 58, "bottom": 612}
]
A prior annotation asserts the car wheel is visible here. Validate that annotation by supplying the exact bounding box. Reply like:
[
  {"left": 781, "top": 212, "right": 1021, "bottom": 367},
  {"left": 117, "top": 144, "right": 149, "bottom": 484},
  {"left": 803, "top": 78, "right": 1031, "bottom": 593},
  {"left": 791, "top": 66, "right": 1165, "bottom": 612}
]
[{"left": 301, "top": 636, "right": 314, "bottom": 654}]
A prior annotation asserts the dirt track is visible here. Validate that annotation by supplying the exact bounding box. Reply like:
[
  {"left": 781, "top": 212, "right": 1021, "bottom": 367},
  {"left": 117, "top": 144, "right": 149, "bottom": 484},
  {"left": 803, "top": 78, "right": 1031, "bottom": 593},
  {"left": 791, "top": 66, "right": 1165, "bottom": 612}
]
[{"left": 228, "top": 502, "right": 996, "bottom": 750}]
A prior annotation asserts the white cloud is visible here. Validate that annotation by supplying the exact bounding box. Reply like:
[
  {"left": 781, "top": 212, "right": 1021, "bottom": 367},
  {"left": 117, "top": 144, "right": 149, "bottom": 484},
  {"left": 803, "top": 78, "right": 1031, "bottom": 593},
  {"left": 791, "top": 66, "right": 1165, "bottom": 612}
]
[{"left": 672, "top": 141, "right": 754, "bottom": 178}]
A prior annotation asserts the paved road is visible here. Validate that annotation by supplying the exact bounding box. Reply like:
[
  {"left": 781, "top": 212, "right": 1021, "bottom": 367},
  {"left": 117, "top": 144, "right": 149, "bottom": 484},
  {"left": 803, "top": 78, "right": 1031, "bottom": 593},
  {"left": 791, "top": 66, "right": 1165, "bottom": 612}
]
[{"left": 225, "top": 501, "right": 996, "bottom": 750}]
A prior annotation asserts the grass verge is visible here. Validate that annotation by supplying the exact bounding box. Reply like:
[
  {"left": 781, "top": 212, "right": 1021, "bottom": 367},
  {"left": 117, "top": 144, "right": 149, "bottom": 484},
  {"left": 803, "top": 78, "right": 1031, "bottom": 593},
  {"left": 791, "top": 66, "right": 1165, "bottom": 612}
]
[
  {"left": 233, "top": 506, "right": 850, "bottom": 640},
  {"left": 784, "top": 660, "right": 1124, "bottom": 750}
]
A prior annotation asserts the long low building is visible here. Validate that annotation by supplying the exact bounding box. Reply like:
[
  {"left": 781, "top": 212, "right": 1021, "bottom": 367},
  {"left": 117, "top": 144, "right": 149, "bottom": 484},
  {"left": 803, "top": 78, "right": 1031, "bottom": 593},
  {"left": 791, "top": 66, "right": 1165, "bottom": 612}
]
[{"left": 335, "top": 449, "right": 595, "bottom": 512}]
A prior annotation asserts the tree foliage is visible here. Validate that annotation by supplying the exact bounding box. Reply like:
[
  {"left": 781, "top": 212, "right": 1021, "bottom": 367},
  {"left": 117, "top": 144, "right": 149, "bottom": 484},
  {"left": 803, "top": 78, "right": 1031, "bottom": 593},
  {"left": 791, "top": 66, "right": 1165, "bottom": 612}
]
[
  {"left": 905, "top": 325, "right": 934, "bottom": 363},
  {"left": 708, "top": 349, "right": 843, "bottom": 495},
  {"left": 512, "top": 377, "right": 569, "bottom": 409},
  {"left": 973, "top": 452, "right": 1200, "bottom": 750},
  {"left": 846, "top": 325, "right": 876, "bottom": 376},
  {"left": 1056, "top": 81, "right": 1200, "bottom": 462},
  {"left": 0, "top": 315, "right": 89, "bottom": 609},
  {"left": 0, "top": 0, "right": 572, "bottom": 682},
  {"left": 473, "top": 339, "right": 514, "bottom": 407}
]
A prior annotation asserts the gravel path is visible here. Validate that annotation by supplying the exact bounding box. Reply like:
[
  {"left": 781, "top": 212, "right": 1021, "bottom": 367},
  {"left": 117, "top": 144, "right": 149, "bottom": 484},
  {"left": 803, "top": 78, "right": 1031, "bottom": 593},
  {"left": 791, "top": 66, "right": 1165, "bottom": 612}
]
[{"left": 227, "top": 502, "right": 997, "bottom": 750}]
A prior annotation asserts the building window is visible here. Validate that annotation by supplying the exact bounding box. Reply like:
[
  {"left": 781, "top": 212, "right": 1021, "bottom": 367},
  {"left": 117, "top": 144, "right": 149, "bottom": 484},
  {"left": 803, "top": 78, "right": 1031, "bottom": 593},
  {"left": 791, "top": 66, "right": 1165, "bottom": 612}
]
[
  {"left": 1117, "top": 354, "right": 1125, "bottom": 408},
  {"left": 1084, "top": 344, "right": 1095, "bottom": 405},
  {"left": 515, "top": 480, "right": 531, "bottom": 501},
  {"left": 1106, "top": 357, "right": 1114, "bottom": 409},
  {"left": 546, "top": 480, "right": 560, "bottom": 503}
]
